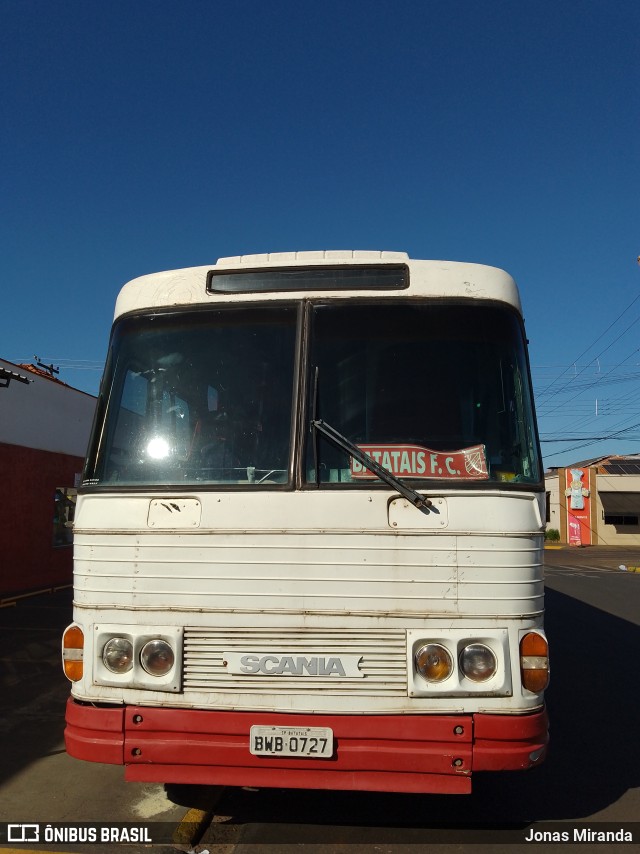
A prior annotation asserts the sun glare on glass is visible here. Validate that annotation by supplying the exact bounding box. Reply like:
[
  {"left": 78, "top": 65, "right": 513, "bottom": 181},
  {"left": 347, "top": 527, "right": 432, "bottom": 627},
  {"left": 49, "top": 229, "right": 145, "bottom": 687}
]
[{"left": 147, "top": 437, "right": 170, "bottom": 459}]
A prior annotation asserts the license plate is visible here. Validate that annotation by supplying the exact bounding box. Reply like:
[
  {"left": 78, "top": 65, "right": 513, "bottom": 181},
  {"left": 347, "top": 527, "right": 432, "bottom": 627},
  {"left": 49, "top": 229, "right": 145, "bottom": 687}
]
[{"left": 250, "top": 725, "right": 334, "bottom": 758}]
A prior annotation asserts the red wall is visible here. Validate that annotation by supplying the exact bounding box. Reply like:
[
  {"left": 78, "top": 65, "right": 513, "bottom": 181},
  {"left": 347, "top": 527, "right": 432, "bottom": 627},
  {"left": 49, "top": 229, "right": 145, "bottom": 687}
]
[{"left": 0, "top": 442, "right": 84, "bottom": 597}]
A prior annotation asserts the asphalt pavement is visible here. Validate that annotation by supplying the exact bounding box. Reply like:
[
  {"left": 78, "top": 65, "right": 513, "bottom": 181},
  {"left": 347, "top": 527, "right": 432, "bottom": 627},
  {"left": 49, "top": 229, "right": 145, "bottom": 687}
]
[
  {"left": 543, "top": 542, "right": 640, "bottom": 572},
  {"left": 1, "top": 546, "right": 639, "bottom": 853}
]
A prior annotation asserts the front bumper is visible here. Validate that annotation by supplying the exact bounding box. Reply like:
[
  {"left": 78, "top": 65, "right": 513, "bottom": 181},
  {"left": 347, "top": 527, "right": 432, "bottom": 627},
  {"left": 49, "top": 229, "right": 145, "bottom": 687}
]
[{"left": 65, "top": 698, "right": 548, "bottom": 795}]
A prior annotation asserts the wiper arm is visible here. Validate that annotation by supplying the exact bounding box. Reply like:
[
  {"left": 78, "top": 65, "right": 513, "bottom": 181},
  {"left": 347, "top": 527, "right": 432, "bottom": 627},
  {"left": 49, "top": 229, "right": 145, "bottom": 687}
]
[{"left": 311, "top": 419, "right": 433, "bottom": 510}]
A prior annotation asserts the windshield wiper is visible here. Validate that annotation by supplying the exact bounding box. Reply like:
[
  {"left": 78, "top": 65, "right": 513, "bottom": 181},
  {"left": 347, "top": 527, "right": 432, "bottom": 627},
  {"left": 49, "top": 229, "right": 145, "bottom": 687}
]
[{"left": 311, "top": 419, "right": 433, "bottom": 510}]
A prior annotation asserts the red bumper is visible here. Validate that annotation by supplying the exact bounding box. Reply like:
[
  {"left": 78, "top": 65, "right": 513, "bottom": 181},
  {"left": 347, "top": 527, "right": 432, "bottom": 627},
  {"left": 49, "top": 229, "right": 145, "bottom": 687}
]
[{"left": 65, "top": 698, "right": 548, "bottom": 795}]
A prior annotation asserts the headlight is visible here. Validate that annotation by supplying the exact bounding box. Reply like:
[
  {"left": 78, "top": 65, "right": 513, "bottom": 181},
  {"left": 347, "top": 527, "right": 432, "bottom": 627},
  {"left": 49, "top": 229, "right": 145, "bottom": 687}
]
[
  {"left": 102, "top": 637, "right": 134, "bottom": 673},
  {"left": 459, "top": 643, "right": 496, "bottom": 682},
  {"left": 140, "top": 639, "right": 175, "bottom": 676},
  {"left": 415, "top": 643, "right": 453, "bottom": 682}
]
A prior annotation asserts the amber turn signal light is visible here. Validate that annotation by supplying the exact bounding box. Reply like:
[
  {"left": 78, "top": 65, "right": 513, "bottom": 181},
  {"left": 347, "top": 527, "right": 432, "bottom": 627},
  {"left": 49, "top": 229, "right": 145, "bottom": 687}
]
[
  {"left": 520, "top": 632, "right": 549, "bottom": 692},
  {"left": 62, "top": 625, "right": 84, "bottom": 682}
]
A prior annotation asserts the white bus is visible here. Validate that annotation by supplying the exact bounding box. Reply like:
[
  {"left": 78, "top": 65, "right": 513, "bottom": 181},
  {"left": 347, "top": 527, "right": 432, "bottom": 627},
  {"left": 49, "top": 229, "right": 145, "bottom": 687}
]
[{"left": 63, "top": 251, "right": 548, "bottom": 795}]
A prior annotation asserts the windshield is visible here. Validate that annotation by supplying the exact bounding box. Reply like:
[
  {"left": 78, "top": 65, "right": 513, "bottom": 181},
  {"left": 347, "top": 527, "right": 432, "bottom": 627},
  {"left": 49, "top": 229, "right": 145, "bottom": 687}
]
[
  {"left": 306, "top": 302, "right": 541, "bottom": 486},
  {"left": 85, "top": 305, "right": 298, "bottom": 487},
  {"left": 85, "top": 299, "right": 541, "bottom": 490}
]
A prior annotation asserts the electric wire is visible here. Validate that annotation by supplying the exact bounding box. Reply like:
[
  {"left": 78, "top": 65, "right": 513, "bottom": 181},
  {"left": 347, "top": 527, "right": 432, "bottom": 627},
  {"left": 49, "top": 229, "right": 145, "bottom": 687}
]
[{"left": 536, "top": 292, "right": 640, "bottom": 401}]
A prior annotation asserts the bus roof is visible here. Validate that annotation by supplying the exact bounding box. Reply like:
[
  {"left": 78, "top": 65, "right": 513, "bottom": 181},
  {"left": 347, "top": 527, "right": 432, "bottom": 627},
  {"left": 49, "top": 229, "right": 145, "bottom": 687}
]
[{"left": 113, "top": 251, "right": 522, "bottom": 320}]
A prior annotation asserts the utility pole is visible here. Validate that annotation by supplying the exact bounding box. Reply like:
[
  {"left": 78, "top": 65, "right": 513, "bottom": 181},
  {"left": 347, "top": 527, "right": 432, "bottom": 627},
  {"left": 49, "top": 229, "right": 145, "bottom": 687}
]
[{"left": 34, "top": 356, "right": 60, "bottom": 377}]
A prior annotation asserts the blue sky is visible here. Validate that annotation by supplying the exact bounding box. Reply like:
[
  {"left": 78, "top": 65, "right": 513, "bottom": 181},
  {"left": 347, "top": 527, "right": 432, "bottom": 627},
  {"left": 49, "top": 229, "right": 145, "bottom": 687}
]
[{"left": 2, "top": 0, "right": 638, "bottom": 469}]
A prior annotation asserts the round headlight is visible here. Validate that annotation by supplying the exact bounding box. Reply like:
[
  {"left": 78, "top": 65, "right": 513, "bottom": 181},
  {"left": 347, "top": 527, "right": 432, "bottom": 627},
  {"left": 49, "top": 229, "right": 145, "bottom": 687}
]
[
  {"left": 140, "top": 639, "right": 175, "bottom": 676},
  {"left": 460, "top": 643, "right": 497, "bottom": 682},
  {"left": 103, "top": 637, "right": 134, "bottom": 673},
  {"left": 415, "top": 643, "right": 453, "bottom": 683}
]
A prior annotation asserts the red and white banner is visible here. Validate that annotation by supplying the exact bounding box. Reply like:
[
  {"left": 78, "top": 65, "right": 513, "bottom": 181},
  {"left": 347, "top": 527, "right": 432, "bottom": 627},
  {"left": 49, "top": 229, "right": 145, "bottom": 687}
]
[{"left": 350, "top": 443, "right": 489, "bottom": 480}]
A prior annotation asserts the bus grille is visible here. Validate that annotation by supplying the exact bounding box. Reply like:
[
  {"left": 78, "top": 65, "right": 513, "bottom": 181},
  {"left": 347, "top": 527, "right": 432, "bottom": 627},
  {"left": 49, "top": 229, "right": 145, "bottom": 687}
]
[{"left": 183, "top": 627, "right": 407, "bottom": 695}]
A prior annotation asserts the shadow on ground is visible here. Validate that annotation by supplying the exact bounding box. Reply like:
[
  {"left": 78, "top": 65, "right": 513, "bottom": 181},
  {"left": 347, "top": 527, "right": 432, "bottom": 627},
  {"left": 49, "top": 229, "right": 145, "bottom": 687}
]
[
  {"left": 0, "top": 590, "right": 73, "bottom": 790},
  {"left": 167, "top": 586, "right": 640, "bottom": 844},
  {"left": 3, "top": 585, "right": 639, "bottom": 842}
]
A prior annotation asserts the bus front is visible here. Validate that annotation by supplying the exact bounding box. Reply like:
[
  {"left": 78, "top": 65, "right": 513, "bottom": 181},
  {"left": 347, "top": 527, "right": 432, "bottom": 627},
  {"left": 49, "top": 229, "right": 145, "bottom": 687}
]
[{"left": 63, "top": 252, "right": 548, "bottom": 795}]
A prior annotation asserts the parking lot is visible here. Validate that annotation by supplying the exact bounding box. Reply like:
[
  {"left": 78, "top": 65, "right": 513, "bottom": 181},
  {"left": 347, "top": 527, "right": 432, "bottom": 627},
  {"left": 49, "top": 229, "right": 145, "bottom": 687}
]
[{"left": 1, "top": 546, "right": 639, "bottom": 852}]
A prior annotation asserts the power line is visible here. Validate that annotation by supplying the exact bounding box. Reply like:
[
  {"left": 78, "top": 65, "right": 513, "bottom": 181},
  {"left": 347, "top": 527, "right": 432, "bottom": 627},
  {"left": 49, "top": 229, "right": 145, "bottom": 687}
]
[
  {"left": 536, "top": 291, "right": 640, "bottom": 401},
  {"left": 544, "top": 419, "right": 640, "bottom": 460},
  {"left": 538, "top": 344, "right": 640, "bottom": 419}
]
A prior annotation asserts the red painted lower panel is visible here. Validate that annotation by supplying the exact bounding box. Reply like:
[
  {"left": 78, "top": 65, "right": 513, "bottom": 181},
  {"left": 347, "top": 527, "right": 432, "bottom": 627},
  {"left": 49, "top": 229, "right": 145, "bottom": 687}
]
[
  {"left": 473, "top": 707, "right": 549, "bottom": 771},
  {"left": 64, "top": 697, "right": 125, "bottom": 765},
  {"left": 65, "top": 699, "right": 548, "bottom": 794}
]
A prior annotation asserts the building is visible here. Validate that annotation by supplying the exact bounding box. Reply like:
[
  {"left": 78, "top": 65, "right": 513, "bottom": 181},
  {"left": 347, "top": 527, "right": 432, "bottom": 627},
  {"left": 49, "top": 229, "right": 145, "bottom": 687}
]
[
  {"left": 545, "top": 454, "right": 640, "bottom": 545},
  {"left": 0, "top": 358, "right": 96, "bottom": 598}
]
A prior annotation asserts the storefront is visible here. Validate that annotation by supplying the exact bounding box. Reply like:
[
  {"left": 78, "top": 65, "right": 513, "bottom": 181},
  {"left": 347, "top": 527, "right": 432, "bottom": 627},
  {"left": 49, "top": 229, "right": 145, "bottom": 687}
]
[
  {"left": 0, "top": 359, "right": 95, "bottom": 598},
  {"left": 546, "top": 455, "right": 640, "bottom": 545}
]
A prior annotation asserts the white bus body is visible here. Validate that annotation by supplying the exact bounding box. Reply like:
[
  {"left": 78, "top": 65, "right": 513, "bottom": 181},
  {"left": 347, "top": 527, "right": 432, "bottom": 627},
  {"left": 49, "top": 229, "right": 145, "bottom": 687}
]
[{"left": 63, "top": 251, "right": 548, "bottom": 795}]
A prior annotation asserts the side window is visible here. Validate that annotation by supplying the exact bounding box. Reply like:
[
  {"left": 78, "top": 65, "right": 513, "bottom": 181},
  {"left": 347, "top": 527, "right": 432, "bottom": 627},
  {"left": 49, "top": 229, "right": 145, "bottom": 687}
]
[{"left": 53, "top": 487, "right": 76, "bottom": 547}]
